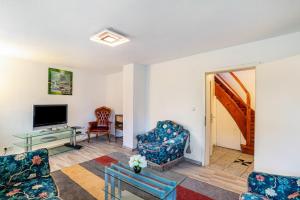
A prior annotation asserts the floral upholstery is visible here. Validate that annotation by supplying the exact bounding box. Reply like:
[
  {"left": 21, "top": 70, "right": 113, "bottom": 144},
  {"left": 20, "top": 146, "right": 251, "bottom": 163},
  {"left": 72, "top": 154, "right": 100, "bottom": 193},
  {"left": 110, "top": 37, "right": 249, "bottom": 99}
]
[
  {"left": 0, "top": 149, "right": 60, "bottom": 200},
  {"left": 240, "top": 172, "right": 300, "bottom": 200},
  {"left": 155, "top": 121, "right": 184, "bottom": 142},
  {"left": 136, "top": 120, "right": 189, "bottom": 165}
]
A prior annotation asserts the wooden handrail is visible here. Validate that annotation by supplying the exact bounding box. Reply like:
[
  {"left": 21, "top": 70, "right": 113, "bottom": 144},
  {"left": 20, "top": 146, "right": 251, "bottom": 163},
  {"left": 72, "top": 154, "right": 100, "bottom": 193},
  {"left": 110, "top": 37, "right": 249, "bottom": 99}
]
[
  {"left": 215, "top": 74, "right": 245, "bottom": 106},
  {"left": 229, "top": 72, "right": 251, "bottom": 107},
  {"left": 229, "top": 72, "right": 252, "bottom": 146}
]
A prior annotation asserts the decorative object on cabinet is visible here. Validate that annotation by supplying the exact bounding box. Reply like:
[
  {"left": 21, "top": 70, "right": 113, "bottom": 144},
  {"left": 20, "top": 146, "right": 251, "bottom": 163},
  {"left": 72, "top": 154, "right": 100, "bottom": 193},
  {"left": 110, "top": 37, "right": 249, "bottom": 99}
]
[{"left": 114, "top": 114, "right": 123, "bottom": 141}]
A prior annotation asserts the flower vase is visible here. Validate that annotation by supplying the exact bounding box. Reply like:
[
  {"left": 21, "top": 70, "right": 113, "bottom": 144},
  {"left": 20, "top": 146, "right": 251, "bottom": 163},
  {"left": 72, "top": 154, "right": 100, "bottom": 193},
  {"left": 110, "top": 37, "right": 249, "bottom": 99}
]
[{"left": 133, "top": 166, "right": 142, "bottom": 174}]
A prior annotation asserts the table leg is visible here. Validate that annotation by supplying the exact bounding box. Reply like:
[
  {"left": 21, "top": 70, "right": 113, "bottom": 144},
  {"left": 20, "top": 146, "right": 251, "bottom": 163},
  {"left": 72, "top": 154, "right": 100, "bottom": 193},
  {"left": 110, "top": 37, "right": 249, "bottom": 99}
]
[
  {"left": 104, "top": 169, "right": 108, "bottom": 200},
  {"left": 118, "top": 179, "right": 121, "bottom": 199},
  {"left": 166, "top": 190, "right": 176, "bottom": 200},
  {"left": 29, "top": 137, "right": 32, "bottom": 151},
  {"left": 25, "top": 137, "right": 29, "bottom": 152},
  {"left": 69, "top": 130, "right": 73, "bottom": 146},
  {"left": 111, "top": 174, "right": 115, "bottom": 200},
  {"left": 73, "top": 129, "right": 77, "bottom": 146}
]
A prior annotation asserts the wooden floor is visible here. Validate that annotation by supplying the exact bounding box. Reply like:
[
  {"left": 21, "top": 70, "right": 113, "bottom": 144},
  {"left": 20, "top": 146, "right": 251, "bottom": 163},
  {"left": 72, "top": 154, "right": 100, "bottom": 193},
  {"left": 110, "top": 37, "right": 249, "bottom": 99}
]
[
  {"left": 49, "top": 137, "right": 247, "bottom": 194},
  {"left": 208, "top": 146, "right": 254, "bottom": 178}
]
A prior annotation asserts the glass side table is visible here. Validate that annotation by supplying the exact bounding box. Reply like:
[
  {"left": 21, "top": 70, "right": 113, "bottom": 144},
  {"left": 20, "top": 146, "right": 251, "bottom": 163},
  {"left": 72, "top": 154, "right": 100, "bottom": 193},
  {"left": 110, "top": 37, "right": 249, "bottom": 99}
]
[{"left": 95, "top": 161, "right": 184, "bottom": 200}]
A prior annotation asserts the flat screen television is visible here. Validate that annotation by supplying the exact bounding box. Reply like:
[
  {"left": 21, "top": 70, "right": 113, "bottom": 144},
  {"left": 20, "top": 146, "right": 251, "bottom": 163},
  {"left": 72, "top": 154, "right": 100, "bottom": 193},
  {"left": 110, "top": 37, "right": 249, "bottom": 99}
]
[{"left": 33, "top": 104, "right": 68, "bottom": 128}]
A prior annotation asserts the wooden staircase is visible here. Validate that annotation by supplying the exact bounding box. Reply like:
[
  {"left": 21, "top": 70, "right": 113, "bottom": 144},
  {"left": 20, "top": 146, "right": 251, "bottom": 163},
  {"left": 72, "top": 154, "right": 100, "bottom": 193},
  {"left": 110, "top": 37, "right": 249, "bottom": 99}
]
[{"left": 214, "top": 73, "right": 255, "bottom": 155}]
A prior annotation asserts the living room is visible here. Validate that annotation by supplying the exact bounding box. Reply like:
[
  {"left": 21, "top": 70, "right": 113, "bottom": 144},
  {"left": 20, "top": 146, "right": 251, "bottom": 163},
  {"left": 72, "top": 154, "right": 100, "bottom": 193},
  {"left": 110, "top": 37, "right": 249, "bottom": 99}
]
[{"left": 0, "top": 1, "right": 300, "bottom": 200}]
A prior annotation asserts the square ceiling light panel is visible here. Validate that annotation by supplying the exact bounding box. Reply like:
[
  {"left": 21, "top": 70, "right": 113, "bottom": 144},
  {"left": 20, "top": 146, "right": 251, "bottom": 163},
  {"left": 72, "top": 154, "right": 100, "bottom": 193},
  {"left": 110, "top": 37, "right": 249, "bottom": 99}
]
[{"left": 90, "top": 29, "right": 130, "bottom": 47}]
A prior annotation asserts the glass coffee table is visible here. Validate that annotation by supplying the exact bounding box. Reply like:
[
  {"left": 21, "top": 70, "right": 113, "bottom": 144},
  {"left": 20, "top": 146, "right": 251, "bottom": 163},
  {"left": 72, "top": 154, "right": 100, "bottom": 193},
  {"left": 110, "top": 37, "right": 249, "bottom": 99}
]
[{"left": 94, "top": 161, "right": 184, "bottom": 200}]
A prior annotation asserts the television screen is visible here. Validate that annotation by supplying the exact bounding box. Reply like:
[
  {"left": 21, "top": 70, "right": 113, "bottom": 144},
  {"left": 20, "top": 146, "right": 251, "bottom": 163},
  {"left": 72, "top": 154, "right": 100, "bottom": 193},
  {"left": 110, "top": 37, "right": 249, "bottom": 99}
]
[{"left": 33, "top": 105, "right": 68, "bottom": 127}]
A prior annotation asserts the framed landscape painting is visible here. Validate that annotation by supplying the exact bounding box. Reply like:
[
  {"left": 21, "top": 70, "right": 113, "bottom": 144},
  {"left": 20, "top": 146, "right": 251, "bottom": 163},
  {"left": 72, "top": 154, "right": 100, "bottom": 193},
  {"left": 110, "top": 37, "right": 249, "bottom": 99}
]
[{"left": 48, "top": 68, "right": 73, "bottom": 95}]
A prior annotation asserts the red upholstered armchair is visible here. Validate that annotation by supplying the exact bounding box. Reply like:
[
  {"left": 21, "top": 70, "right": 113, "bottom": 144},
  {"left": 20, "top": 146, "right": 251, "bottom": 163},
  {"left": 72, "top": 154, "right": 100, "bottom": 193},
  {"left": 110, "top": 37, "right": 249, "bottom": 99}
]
[{"left": 87, "top": 106, "right": 112, "bottom": 142}]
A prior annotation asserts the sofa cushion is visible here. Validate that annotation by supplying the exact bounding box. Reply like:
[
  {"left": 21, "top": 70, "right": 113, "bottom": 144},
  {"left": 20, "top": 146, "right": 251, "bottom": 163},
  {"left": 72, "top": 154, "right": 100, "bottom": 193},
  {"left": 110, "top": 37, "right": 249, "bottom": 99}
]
[
  {"left": 137, "top": 142, "right": 162, "bottom": 153},
  {"left": 137, "top": 142, "right": 169, "bottom": 165},
  {"left": 0, "top": 149, "right": 50, "bottom": 186},
  {"left": 137, "top": 138, "right": 186, "bottom": 165},
  {"left": 90, "top": 126, "right": 109, "bottom": 132},
  {"left": 248, "top": 172, "right": 300, "bottom": 200},
  {"left": 155, "top": 120, "right": 183, "bottom": 142},
  {"left": 0, "top": 176, "right": 59, "bottom": 200}
]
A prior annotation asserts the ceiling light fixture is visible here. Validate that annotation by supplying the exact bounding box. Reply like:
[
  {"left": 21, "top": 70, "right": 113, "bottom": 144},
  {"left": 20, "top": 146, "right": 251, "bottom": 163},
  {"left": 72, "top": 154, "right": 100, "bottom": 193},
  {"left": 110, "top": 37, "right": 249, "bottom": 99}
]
[{"left": 90, "top": 29, "right": 130, "bottom": 47}]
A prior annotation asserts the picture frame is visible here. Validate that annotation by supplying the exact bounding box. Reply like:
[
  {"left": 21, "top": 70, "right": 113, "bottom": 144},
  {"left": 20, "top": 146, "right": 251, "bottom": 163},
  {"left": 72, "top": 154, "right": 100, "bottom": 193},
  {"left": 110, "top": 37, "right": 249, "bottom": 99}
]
[{"left": 48, "top": 68, "right": 73, "bottom": 95}]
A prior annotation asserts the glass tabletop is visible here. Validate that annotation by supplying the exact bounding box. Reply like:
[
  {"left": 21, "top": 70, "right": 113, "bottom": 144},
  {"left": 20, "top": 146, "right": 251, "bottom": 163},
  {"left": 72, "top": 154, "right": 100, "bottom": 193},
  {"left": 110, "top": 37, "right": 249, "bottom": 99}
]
[
  {"left": 13, "top": 131, "right": 72, "bottom": 148},
  {"left": 94, "top": 161, "right": 184, "bottom": 200},
  {"left": 13, "top": 127, "right": 74, "bottom": 139}
]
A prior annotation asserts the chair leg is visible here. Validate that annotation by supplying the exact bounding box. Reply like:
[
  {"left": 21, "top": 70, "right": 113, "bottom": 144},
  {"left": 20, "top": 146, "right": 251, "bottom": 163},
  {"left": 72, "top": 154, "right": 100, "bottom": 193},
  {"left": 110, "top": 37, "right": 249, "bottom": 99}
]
[
  {"left": 87, "top": 132, "right": 90, "bottom": 143},
  {"left": 107, "top": 133, "right": 110, "bottom": 143}
]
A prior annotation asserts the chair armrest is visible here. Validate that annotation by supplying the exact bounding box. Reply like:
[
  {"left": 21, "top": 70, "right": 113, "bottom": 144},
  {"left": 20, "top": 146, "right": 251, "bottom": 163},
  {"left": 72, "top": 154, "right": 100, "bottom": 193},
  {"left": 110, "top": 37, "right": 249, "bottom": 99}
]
[
  {"left": 240, "top": 192, "right": 267, "bottom": 200},
  {"left": 162, "top": 136, "right": 184, "bottom": 147},
  {"left": 136, "top": 129, "right": 156, "bottom": 143},
  {"left": 88, "top": 121, "right": 98, "bottom": 131},
  {"left": 161, "top": 130, "right": 189, "bottom": 151}
]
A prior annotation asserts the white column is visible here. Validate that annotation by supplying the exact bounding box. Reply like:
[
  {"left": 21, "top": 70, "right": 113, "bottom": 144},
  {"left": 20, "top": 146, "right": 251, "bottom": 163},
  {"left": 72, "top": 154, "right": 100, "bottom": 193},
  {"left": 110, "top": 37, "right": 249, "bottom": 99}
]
[{"left": 122, "top": 64, "right": 148, "bottom": 149}]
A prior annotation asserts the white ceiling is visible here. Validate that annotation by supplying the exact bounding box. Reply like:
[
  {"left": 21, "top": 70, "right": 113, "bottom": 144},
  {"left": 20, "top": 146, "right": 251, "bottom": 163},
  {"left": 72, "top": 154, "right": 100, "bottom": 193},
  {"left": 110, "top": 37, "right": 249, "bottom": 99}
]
[{"left": 0, "top": 0, "right": 300, "bottom": 73}]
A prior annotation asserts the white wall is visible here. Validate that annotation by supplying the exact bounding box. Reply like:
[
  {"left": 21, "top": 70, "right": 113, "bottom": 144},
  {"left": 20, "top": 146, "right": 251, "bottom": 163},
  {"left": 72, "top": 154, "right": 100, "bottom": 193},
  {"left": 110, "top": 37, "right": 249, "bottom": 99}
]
[
  {"left": 105, "top": 72, "right": 123, "bottom": 136},
  {"left": 147, "top": 31, "right": 300, "bottom": 164},
  {"left": 133, "top": 64, "right": 148, "bottom": 147},
  {"left": 255, "top": 55, "right": 300, "bottom": 176},
  {"left": 105, "top": 72, "right": 123, "bottom": 114},
  {"left": 0, "top": 56, "right": 105, "bottom": 152}
]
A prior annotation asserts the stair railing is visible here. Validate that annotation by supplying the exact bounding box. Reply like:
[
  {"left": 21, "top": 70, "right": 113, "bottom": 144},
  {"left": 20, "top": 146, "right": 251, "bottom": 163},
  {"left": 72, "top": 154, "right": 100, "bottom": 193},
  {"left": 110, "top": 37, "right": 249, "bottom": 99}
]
[
  {"left": 215, "top": 74, "right": 245, "bottom": 106},
  {"left": 215, "top": 73, "right": 252, "bottom": 146},
  {"left": 229, "top": 72, "right": 252, "bottom": 146}
]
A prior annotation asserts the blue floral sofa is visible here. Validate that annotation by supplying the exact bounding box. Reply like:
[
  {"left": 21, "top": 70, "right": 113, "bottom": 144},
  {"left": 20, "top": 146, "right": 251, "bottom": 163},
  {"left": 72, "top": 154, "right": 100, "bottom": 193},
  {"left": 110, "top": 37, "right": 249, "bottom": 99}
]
[
  {"left": 136, "top": 120, "right": 190, "bottom": 165},
  {"left": 0, "top": 149, "right": 60, "bottom": 200},
  {"left": 240, "top": 171, "right": 300, "bottom": 200}
]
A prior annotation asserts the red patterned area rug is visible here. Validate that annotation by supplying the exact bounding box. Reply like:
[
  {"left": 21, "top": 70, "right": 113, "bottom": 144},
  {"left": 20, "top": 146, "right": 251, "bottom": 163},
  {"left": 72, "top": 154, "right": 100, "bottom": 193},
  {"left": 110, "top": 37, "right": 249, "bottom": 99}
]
[{"left": 52, "top": 153, "right": 239, "bottom": 200}]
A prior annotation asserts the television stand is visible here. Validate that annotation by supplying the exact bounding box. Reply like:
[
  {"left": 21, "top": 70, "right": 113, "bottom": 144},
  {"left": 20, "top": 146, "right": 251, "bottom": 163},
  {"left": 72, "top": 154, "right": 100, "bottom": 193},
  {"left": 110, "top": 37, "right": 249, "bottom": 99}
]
[
  {"left": 40, "top": 128, "right": 53, "bottom": 132},
  {"left": 64, "top": 126, "right": 83, "bottom": 149},
  {"left": 13, "top": 126, "right": 83, "bottom": 155}
]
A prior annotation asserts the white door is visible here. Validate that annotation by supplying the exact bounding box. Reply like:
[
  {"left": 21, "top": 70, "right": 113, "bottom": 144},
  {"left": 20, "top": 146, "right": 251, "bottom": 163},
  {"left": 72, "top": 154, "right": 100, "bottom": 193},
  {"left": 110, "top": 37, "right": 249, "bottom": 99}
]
[
  {"left": 204, "top": 74, "right": 214, "bottom": 166},
  {"left": 216, "top": 100, "right": 242, "bottom": 150}
]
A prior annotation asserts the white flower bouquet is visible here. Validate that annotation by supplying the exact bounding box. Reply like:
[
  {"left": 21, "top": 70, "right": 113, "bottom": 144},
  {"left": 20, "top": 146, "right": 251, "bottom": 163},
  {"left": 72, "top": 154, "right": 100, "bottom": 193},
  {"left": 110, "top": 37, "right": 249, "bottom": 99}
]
[{"left": 129, "top": 155, "right": 147, "bottom": 173}]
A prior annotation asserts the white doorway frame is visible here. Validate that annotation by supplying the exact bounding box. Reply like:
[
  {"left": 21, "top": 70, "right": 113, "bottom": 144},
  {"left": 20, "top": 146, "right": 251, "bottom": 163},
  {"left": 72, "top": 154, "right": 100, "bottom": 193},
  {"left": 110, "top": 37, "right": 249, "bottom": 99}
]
[{"left": 203, "top": 66, "right": 256, "bottom": 166}]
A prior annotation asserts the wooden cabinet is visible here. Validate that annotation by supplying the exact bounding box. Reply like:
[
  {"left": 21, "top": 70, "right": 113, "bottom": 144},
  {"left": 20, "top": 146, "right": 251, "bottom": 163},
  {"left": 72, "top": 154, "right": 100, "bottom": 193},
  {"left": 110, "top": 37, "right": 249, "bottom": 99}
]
[{"left": 115, "top": 114, "right": 123, "bottom": 138}]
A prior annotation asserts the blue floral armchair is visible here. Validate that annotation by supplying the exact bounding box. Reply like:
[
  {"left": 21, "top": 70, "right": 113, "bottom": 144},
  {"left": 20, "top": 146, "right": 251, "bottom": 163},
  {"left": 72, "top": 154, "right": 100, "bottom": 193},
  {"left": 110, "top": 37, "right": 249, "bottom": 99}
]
[
  {"left": 240, "top": 172, "right": 300, "bottom": 200},
  {"left": 136, "top": 120, "right": 190, "bottom": 165},
  {"left": 0, "top": 149, "right": 60, "bottom": 200}
]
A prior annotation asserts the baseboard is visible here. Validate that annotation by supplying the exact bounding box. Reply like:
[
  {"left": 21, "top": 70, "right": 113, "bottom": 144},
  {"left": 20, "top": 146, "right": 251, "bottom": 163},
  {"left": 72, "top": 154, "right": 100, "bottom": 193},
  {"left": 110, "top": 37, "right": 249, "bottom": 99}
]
[
  {"left": 147, "top": 157, "right": 184, "bottom": 171},
  {"left": 184, "top": 157, "right": 202, "bottom": 166},
  {"left": 122, "top": 145, "right": 136, "bottom": 152}
]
